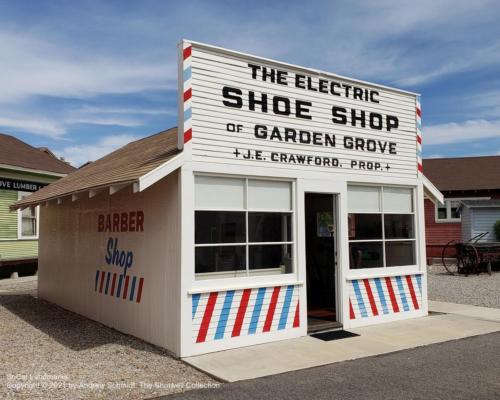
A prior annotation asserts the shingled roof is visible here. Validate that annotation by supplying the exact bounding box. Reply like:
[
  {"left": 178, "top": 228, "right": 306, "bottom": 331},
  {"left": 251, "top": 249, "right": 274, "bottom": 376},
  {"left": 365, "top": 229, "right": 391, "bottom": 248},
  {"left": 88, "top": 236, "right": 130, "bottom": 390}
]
[
  {"left": 13, "top": 127, "right": 181, "bottom": 209},
  {"left": 423, "top": 155, "right": 500, "bottom": 192},
  {"left": 0, "top": 133, "right": 76, "bottom": 175}
]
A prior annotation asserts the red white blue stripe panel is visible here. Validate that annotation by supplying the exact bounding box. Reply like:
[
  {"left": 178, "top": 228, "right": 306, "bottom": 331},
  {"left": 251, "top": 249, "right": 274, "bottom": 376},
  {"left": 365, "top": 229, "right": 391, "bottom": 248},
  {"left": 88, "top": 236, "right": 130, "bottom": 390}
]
[
  {"left": 349, "top": 274, "right": 422, "bottom": 320},
  {"left": 192, "top": 285, "right": 300, "bottom": 343},
  {"left": 416, "top": 97, "right": 423, "bottom": 173},
  {"left": 182, "top": 42, "right": 193, "bottom": 144},
  {"left": 94, "top": 269, "right": 144, "bottom": 303}
]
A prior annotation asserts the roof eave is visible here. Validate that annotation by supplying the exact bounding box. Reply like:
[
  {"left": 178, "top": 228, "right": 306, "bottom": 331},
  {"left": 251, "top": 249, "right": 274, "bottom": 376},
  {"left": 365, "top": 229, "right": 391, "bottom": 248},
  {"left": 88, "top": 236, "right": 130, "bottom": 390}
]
[{"left": 423, "top": 175, "right": 444, "bottom": 205}]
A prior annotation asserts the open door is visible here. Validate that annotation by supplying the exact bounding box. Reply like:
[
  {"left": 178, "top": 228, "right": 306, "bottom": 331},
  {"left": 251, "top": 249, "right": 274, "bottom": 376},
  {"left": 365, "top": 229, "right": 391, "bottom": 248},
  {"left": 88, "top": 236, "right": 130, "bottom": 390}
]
[{"left": 305, "top": 193, "right": 340, "bottom": 333}]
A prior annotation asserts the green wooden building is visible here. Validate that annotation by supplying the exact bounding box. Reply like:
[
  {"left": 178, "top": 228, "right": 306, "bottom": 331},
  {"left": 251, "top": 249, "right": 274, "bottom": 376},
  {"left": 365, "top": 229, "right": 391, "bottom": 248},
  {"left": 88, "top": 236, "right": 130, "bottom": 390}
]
[{"left": 0, "top": 134, "right": 75, "bottom": 276}]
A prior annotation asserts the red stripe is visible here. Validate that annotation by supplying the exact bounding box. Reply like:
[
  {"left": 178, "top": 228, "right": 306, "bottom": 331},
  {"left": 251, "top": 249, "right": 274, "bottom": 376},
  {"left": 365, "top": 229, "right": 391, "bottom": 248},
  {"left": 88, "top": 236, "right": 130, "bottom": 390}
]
[
  {"left": 110, "top": 273, "right": 117, "bottom": 296},
  {"left": 417, "top": 163, "right": 423, "bottom": 172},
  {"left": 416, "top": 107, "right": 421, "bottom": 117},
  {"left": 183, "top": 88, "right": 192, "bottom": 102},
  {"left": 122, "top": 275, "right": 130, "bottom": 300},
  {"left": 99, "top": 271, "right": 105, "bottom": 293},
  {"left": 183, "top": 46, "right": 192, "bottom": 60},
  {"left": 385, "top": 277, "right": 400, "bottom": 313},
  {"left": 136, "top": 278, "right": 144, "bottom": 303},
  {"left": 363, "top": 279, "right": 379, "bottom": 316},
  {"left": 263, "top": 286, "right": 281, "bottom": 332},
  {"left": 416, "top": 135, "right": 422, "bottom": 144},
  {"left": 196, "top": 292, "right": 218, "bottom": 343},
  {"left": 184, "top": 128, "right": 192, "bottom": 143},
  {"left": 406, "top": 275, "right": 420, "bottom": 310},
  {"left": 232, "top": 289, "right": 251, "bottom": 337},
  {"left": 349, "top": 298, "right": 356, "bottom": 320},
  {"left": 293, "top": 300, "right": 300, "bottom": 328}
]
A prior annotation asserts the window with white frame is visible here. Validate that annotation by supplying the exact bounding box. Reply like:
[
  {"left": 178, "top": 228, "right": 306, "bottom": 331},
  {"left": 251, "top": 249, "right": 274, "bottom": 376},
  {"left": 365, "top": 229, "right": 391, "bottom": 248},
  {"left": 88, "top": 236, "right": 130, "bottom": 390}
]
[
  {"left": 348, "top": 185, "right": 416, "bottom": 269},
  {"left": 18, "top": 192, "right": 38, "bottom": 238},
  {"left": 435, "top": 198, "right": 492, "bottom": 222},
  {"left": 194, "top": 176, "right": 294, "bottom": 280}
]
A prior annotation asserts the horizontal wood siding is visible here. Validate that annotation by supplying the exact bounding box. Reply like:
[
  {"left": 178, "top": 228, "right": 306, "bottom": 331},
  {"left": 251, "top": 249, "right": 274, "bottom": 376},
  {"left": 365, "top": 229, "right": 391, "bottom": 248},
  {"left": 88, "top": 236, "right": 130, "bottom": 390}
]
[
  {"left": 424, "top": 199, "right": 461, "bottom": 257},
  {"left": 0, "top": 240, "right": 37, "bottom": 260},
  {"left": 188, "top": 45, "right": 418, "bottom": 179},
  {"left": 470, "top": 208, "right": 500, "bottom": 242},
  {"left": 0, "top": 189, "right": 18, "bottom": 239}
]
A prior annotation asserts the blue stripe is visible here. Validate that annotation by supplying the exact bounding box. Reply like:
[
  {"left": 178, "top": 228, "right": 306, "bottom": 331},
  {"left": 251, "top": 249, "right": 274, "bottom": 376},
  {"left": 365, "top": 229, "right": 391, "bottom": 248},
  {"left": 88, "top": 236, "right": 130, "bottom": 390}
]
[
  {"left": 249, "top": 288, "right": 266, "bottom": 334},
  {"left": 95, "top": 270, "right": 99, "bottom": 291},
  {"left": 417, "top": 149, "right": 422, "bottom": 157},
  {"left": 417, "top": 120, "right": 422, "bottom": 129},
  {"left": 416, "top": 274, "right": 422, "bottom": 294},
  {"left": 184, "top": 108, "right": 192, "bottom": 121},
  {"left": 395, "top": 276, "right": 410, "bottom": 311},
  {"left": 183, "top": 66, "right": 192, "bottom": 81},
  {"left": 215, "top": 290, "right": 235, "bottom": 340},
  {"left": 104, "top": 272, "right": 111, "bottom": 294},
  {"left": 129, "top": 276, "right": 136, "bottom": 301},
  {"left": 116, "top": 275, "right": 123, "bottom": 298},
  {"left": 352, "top": 280, "right": 368, "bottom": 318},
  {"left": 278, "top": 286, "right": 294, "bottom": 330},
  {"left": 192, "top": 293, "right": 201, "bottom": 319},
  {"left": 374, "top": 278, "right": 389, "bottom": 314}
]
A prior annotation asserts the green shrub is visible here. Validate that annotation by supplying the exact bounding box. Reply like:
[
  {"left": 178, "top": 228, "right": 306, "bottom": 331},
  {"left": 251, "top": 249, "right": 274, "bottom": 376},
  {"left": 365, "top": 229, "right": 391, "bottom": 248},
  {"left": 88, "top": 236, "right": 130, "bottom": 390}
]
[{"left": 494, "top": 220, "right": 500, "bottom": 242}]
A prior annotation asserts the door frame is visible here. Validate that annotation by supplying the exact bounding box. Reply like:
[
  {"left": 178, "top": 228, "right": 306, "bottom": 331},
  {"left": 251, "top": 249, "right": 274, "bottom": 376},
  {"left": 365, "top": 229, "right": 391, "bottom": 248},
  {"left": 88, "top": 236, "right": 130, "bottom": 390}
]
[{"left": 296, "top": 179, "right": 347, "bottom": 328}]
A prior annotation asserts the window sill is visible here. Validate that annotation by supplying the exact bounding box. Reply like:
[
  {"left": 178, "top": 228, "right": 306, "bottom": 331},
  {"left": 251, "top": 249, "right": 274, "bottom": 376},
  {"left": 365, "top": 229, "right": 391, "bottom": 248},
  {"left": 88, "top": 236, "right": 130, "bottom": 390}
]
[
  {"left": 434, "top": 219, "right": 461, "bottom": 224},
  {"left": 347, "top": 265, "right": 421, "bottom": 280},
  {"left": 188, "top": 278, "right": 304, "bottom": 295}
]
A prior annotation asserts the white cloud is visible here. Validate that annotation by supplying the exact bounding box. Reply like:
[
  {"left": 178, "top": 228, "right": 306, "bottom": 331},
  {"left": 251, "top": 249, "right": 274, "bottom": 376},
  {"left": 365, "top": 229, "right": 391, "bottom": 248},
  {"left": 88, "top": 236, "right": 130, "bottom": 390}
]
[
  {"left": 0, "top": 116, "right": 65, "bottom": 138},
  {"left": 0, "top": 31, "right": 176, "bottom": 103},
  {"left": 425, "top": 119, "right": 500, "bottom": 145},
  {"left": 57, "top": 134, "right": 139, "bottom": 166},
  {"left": 77, "top": 105, "right": 174, "bottom": 116}
]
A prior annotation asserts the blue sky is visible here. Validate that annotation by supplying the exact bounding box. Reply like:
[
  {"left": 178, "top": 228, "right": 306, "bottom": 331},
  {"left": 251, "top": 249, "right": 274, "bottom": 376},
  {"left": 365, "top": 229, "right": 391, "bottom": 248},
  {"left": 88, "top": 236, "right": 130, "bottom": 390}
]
[{"left": 0, "top": 0, "right": 499, "bottom": 166}]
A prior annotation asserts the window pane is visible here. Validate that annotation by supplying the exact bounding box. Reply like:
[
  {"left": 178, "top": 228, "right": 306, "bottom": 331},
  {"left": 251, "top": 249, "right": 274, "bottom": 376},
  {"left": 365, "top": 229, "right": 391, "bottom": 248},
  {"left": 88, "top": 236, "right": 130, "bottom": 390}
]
[
  {"left": 348, "top": 186, "right": 381, "bottom": 212},
  {"left": 248, "top": 180, "right": 292, "bottom": 211},
  {"left": 195, "top": 176, "right": 245, "bottom": 209},
  {"left": 195, "top": 246, "right": 246, "bottom": 276},
  {"left": 249, "top": 212, "right": 291, "bottom": 242},
  {"left": 449, "top": 200, "right": 461, "bottom": 219},
  {"left": 383, "top": 187, "right": 413, "bottom": 213},
  {"left": 349, "top": 242, "right": 383, "bottom": 269},
  {"left": 384, "top": 214, "right": 415, "bottom": 239},
  {"left": 385, "top": 241, "right": 415, "bottom": 266},
  {"left": 195, "top": 211, "right": 245, "bottom": 244},
  {"left": 21, "top": 207, "right": 36, "bottom": 236},
  {"left": 437, "top": 204, "right": 447, "bottom": 219},
  {"left": 348, "top": 214, "right": 382, "bottom": 240},
  {"left": 22, "top": 217, "right": 36, "bottom": 236},
  {"left": 249, "top": 244, "right": 293, "bottom": 274}
]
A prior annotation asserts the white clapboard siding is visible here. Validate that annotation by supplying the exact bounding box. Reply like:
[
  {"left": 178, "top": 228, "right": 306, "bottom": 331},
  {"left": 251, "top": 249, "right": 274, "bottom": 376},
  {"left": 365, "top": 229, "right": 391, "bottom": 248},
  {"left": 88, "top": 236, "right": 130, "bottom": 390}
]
[{"left": 186, "top": 43, "right": 418, "bottom": 179}]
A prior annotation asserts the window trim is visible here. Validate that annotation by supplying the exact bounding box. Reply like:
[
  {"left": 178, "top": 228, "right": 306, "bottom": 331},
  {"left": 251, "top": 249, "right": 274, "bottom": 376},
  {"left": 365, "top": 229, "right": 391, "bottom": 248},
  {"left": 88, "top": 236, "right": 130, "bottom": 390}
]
[
  {"left": 17, "top": 191, "right": 39, "bottom": 240},
  {"left": 434, "top": 197, "right": 490, "bottom": 223},
  {"left": 194, "top": 176, "right": 296, "bottom": 280},
  {"left": 348, "top": 185, "right": 417, "bottom": 270}
]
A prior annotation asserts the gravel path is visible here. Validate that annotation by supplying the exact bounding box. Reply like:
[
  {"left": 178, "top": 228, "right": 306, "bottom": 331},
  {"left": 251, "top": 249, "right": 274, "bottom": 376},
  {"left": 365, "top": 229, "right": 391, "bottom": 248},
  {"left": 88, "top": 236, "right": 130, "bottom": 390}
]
[
  {"left": 427, "top": 264, "right": 500, "bottom": 308},
  {"left": 0, "top": 277, "right": 218, "bottom": 400}
]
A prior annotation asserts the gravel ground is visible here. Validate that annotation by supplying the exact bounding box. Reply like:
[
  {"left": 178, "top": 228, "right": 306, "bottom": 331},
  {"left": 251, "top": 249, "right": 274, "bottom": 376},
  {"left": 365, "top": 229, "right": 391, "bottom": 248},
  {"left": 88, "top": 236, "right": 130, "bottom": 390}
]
[
  {"left": 427, "top": 264, "right": 500, "bottom": 308},
  {"left": 0, "top": 276, "right": 218, "bottom": 400}
]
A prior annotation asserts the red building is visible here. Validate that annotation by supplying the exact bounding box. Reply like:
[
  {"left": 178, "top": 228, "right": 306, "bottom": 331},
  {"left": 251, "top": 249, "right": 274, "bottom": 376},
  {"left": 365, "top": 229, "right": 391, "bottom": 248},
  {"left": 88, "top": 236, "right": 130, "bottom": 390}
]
[{"left": 423, "top": 156, "right": 500, "bottom": 258}]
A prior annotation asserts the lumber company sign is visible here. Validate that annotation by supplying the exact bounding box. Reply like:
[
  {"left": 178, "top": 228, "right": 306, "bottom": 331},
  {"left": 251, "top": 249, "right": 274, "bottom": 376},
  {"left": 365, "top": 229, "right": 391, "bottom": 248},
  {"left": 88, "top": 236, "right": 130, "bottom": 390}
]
[{"left": 179, "top": 40, "right": 419, "bottom": 178}]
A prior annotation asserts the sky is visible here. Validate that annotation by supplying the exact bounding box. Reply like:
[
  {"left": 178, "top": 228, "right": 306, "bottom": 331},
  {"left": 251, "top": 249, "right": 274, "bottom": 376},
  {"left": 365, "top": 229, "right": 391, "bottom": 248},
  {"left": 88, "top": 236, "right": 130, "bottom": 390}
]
[{"left": 0, "top": 0, "right": 499, "bottom": 166}]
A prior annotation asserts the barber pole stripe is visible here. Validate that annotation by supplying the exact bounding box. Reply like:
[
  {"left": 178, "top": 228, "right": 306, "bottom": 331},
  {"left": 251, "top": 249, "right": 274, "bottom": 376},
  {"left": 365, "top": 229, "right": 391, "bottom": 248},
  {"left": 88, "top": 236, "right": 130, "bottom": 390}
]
[
  {"left": 182, "top": 42, "right": 193, "bottom": 144},
  {"left": 232, "top": 289, "right": 251, "bottom": 337},
  {"left": 416, "top": 97, "right": 423, "bottom": 173},
  {"left": 95, "top": 270, "right": 144, "bottom": 303},
  {"left": 350, "top": 275, "right": 422, "bottom": 319},
  {"left": 192, "top": 285, "right": 300, "bottom": 343}
]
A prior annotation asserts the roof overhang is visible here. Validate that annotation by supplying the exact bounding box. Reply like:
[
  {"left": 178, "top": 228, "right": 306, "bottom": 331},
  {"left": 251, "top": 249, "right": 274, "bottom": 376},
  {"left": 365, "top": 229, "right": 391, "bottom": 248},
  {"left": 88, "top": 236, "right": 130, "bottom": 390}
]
[
  {"left": 10, "top": 152, "right": 185, "bottom": 211},
  {"left": 423, "top": 175, "right": 444, "bottom": 205}
]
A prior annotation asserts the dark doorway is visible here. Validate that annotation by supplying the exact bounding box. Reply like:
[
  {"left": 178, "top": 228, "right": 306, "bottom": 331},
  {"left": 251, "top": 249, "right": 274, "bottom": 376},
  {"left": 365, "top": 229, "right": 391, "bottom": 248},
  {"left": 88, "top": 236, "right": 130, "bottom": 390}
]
[{"left": 305, "top": 193, "right": 340, "bottom": 333}]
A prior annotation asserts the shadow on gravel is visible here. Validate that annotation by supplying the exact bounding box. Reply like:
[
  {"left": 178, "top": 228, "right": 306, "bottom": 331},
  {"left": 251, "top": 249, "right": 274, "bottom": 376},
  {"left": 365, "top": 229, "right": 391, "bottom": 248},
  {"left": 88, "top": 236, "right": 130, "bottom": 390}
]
[{"left": 0, "top": 294, "right": 172, "bottom": 356}]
